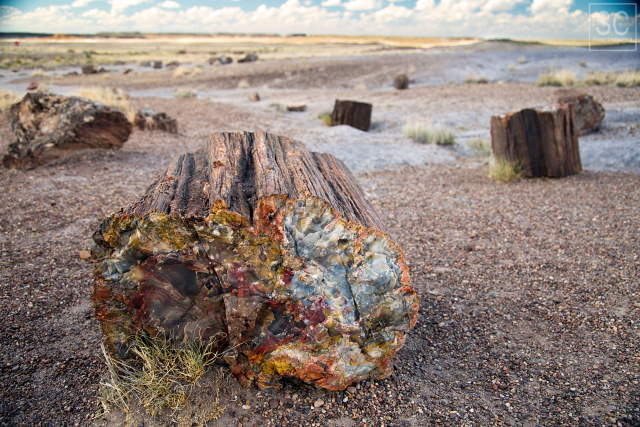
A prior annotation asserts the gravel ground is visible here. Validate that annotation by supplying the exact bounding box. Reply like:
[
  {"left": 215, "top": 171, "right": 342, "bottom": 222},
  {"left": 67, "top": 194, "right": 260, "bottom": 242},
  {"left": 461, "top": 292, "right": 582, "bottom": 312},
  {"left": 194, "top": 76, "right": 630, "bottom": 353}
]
[{"left": 1, "top": 43, "right": 639, "bottom": 425}]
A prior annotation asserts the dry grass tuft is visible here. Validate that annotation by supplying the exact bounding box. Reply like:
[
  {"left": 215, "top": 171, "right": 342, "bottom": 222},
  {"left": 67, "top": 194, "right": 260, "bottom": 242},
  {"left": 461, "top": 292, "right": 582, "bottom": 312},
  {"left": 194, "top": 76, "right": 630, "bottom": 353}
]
[
  {"left": 0, "top": 90, "right": 20, "bottom": 112},
  {"left": 174, "top": 89, "right": 197, "bottom": 98},
  {"left": 537, "top": 69, "right": 576, "bottom": 87},
  {"left": 97, "top": 334, "right": 227, "bottom": 421},
  {"left": 613, "top": 70, "right": 640, "bottom": 87},
  {"left": 488, "top": 157, "right": 523, "bottom": 182},
  {"left": 464, "top": 76, "right": 489, "bottom": 84},
  {"left": 403, "top": 121, "right": 455, "bottom": 145},
  {"left": 172, "top": 66, "right": 203, "bottom": 79},
  {"left": 583, "top": 70, "right": 640, "bottom": 87},
  {"left": 78, "top": 87, "right": 137, "bottom": 122},
  {"left": 468, "top": 138, "right": 492, "bottom": 157}
]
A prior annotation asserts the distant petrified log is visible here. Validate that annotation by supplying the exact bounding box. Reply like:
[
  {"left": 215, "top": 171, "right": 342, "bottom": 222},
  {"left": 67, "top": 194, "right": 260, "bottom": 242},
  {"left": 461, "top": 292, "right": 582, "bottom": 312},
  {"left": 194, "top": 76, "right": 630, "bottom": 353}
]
[
  {"left": 331, "top": 100, "right": 372, "bottom": 132},
  {"left": 556, "top": 90, "right": 605, "bottom": 136},
  {"left": 286, "top": 104, "right": 306, "bottom": 112},
  {"left": 393, "top": 74, "right": 409, "bottom": 90},
  {"left": 134, "top": 109, "right": 178, "bottom": 133},
  {"left": 81, "top": 64, "right": 98, "bottom": 75},
  {"left": 248, "top": 92, "right": 261, "bottom": 102},
  {"left": 238, "top": 53, "right": 258, "bottom": 63},
  {"left": 3, "top": 93, "right": 131, "bottom": 169},
  {"left": 490, "top": 106, "right": 581, "bottom": 178},
  {"left": 218, "top": 56, "right": 233, "bottom": 65},
  {"left": 91, "top": 131, "right": 418, "bottom": 391},
  {"left": 152, "top": 61, "right": 163, "bottom": 69}
]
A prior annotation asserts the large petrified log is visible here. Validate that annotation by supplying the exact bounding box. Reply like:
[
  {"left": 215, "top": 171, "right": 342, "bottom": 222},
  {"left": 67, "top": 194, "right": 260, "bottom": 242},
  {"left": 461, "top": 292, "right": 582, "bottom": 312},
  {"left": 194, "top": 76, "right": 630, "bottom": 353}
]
[
  {"left": 91, "top": 131, "right": 418, "bottom": 391},
  {"left": 556, "top": 90, "right": 605, "bottom": 136},
  {"left": 331, "top": 100, "right": 372, "bottom": 131},
  {"left": 3, "top": 92, "right": 131, "bottom": 169},
  {"left": 490, "top": 106, "right": 581, "bottom": 178}
]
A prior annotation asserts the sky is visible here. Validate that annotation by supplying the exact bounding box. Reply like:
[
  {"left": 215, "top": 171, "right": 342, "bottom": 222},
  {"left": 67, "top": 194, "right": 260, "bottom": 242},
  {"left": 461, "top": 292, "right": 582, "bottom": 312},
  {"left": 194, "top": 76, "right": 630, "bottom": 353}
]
[{"left": 0, "top": 0, "right": 638, "bottom": 39}]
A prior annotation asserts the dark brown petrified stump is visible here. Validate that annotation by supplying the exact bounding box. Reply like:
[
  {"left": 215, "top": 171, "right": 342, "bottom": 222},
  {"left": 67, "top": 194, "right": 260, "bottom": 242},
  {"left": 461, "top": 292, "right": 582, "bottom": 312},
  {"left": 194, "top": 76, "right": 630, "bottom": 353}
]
[
  {"left": 3, "top": 92, "right": 131, "bottom": 169},
  {"left": 91, "top": 131, "right": 418, "bottom": 391},
  {"left": 490, "top": 106, "right": 581, "bottom": 178},
  {"left": 331, "top": 100, "right": 372, "bottom": 131}
]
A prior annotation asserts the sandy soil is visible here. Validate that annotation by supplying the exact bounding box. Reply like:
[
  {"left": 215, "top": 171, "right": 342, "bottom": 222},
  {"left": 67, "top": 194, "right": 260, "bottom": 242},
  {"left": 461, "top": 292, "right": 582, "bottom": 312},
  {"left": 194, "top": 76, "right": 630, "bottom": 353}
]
[{"left": 1, "top": 41, "right": 639, "bottom": 425}]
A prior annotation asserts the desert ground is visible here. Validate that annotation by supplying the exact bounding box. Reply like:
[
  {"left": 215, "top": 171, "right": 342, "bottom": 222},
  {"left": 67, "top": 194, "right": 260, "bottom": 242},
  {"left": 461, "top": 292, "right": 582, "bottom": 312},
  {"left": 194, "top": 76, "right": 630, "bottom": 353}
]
[{"left": 0, "top": 36, "right": 639, "bottom": 426}]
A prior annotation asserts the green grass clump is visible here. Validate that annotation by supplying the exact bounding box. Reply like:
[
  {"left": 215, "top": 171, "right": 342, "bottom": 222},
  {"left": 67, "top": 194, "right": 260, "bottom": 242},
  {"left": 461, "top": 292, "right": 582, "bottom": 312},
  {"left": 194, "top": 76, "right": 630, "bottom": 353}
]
[
  {"left": 403, "top": 121, "right": 455, "bottom": 145},
  {"left": 488, "top": 157, "right": 523, "bottom": 182},
  {"left": 97, "top": 334, "right": 226, "bottom": 420},
  {"left": 464, "top": 76, "right": 489, "bottom": 84},
  {"left": 317, "top": 111, "right": 333, "bottom": 126},
  {"left": 468, "top": 138, "right": 492, "bottom": 157},
  {"left": 537, "top": 69, "right": 576, "bottom": 87}
]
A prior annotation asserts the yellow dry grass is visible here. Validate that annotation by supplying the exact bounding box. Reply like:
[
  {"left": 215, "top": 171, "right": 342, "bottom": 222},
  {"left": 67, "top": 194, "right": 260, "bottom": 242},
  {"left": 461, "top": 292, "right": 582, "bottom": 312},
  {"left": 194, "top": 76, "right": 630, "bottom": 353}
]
[
  {"left": 488, "top": 157, "right": 523, "bottom": 182},
  {"left": 0, "top": 90, "right": 20, "bottom": 112},
  {"left": 77, "top": 87, "right": 137, "bottom": 122},
  {"left": 403, "top": 121, "right": 456, "bottom": 145},
  {"left": 537, "top": 69, "right": 576, "bottom": 87},
  {"left": 97, "top": 334, "right": 227, "bottom": 422}
]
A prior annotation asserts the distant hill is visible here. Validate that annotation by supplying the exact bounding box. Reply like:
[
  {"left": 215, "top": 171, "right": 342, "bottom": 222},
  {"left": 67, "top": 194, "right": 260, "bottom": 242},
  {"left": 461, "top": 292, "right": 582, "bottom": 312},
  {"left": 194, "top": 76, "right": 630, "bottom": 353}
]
[{"left": 0, "top": 32, "right": 53, "bottom": 39}]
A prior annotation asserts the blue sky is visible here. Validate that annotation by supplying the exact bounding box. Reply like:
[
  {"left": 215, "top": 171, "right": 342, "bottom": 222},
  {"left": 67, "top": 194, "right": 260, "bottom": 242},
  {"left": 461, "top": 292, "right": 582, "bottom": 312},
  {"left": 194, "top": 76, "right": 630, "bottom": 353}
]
[{"left": 0, "top": 0, "right": 638, "bottom": 39}]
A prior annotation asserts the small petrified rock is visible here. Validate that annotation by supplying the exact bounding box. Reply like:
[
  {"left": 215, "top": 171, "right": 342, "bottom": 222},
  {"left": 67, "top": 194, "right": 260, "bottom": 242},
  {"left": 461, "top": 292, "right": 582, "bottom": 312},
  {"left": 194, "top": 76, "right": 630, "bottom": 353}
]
[
  {"left": 152, "top": 61, "right": 163, "bottom": 69},
  {"left": 3, "top": 92, "right": 131, "bottom": 169},
  {"left": 166, "top": 61, "right": 180, "bottom": 68},
  {"left": 123, "top": 68, "right": 133, "bottom": 75},
  {"left": 218, "top": 56, "right": 233, "bottom": 65},
  {"left": 556, "top": 90, "right": 605, "bottom": 136},
  {"left": 81, "top": 64, "right": 98, "bottom": 75},
  {"left": 248, "top": 92, "right": 261, "bottom": 102},
  {"left": 139, "top": 61, "right": 152, "bottom": 67},
  {"left": 393, "top": 74, "right": 409, "bottom": 90},
  {"left": 286, "top": 104, "right": 306, "bottom": 112},
  {"left": 238, "top": 53, "right": 259, "bottom": 63},
  {"left": 133, "top": 108, "right": 178, "bottom": 133},
  {"left": 91, "top": 131, "right": 418, "bottom": 391},
  {"left": 26, "top": 81, "right": 38, "bottom": 91}
]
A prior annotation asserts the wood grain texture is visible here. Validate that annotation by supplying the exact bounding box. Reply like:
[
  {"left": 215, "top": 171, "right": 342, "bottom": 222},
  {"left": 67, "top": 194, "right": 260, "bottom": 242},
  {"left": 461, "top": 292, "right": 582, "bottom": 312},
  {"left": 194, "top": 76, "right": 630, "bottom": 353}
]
[
  {"left": 126, "top": 131, "right": 382, "bottom": 228},
  {"left": 490, "top": 106, "right": 581, "bottom": 178}
]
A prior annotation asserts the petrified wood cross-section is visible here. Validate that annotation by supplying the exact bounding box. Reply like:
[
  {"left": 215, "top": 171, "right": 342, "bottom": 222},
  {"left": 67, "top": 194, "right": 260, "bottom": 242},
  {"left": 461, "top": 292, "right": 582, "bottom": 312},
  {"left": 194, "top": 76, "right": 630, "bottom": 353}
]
[{"left": 91, "top": 131, "right": 418, "bottom": 391}]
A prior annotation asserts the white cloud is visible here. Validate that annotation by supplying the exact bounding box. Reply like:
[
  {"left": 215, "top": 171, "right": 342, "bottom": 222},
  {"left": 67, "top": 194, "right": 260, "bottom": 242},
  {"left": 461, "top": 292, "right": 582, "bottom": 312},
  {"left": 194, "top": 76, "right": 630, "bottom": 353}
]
[
  {"left": 71, "top": 0, "right": 99, "bottom": 8},
  {"left": 0, "top": 0, "right": 600, "bottom": 40},
  {"left": 530, "top": 0, "right": 572, "bottom": 15},
  {"left": 109, "top": 0, "right": 154, "bottom": 13},
  {"left": 159, "top": 1, "right": 180, "bottom": 9},
  {"left": 414, "top": 0, "right": 434, "bottom": 11},
  {"left": 482, "top": 0, "right": 524, "bottom": 13},
  {"left": 343, "top": 0, "right": 382, "bottom": 11}
]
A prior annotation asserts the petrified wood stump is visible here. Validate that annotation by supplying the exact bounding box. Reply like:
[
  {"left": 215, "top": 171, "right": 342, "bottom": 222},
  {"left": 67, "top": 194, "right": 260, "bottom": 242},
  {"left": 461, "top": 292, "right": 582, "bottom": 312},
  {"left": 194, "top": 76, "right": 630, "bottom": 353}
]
[
  {"left": 3, "top": 92, "right": 131, "bottom": 169},
  {"left": 91, "top": 131, "right": 418, "bottom": 391},
  {"left": 490, "top": 106, "right": 581, "bottom": 178},
  {"left": 331, "top": 100, "right": 372, "bottom": 131}
]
